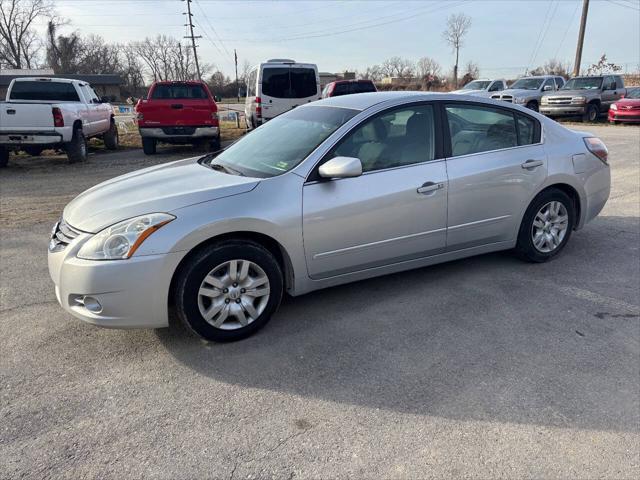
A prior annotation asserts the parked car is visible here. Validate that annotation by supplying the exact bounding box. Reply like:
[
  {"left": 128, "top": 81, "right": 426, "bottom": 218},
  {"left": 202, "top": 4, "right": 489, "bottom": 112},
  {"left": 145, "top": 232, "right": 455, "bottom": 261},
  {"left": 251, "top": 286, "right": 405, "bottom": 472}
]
[
  {"left": 608, "top": 86, "right": 640, "bottom": 124},
  {"left": 244, "top": 59, "right": 320, "bottom": 129},
  {"left": 540, "top": 75, "right": 626, "bottom": 122},
  {"left": 321, "top": 79, "right": 377, "bottom": 98},
  {"left": 135, "top": 80, "right": 220, "bottom": 155},
  {"left": 450, "top": 78, "right": 507, "bottom": 97},
  {"left": 491, "top": 75, "right": 565, "bottom": 111},
  {"left": 49, "top": 92, "right": 610, "bottom": 342},
  {"left": 0, "top": 77, "right": 117, "bottom": 167}
]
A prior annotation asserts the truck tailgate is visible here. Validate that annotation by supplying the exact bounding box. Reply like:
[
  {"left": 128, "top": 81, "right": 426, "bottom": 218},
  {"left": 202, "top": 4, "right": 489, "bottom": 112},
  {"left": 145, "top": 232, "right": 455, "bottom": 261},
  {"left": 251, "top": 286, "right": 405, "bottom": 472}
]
[
  {"left": 138, "top": 99, "right": 215, "bottom": 126},
  {"left": 0, "top": 103, "right": 55, "bottom": 131}
]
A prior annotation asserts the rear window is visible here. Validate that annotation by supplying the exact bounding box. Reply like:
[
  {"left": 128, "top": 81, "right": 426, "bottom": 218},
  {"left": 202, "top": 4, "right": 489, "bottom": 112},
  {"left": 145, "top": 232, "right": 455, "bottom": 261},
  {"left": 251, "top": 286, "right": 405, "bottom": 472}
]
[
  {"left": 351, "top": 82, "right": 376, "bottom": 94},
  {"left": 9, "top": 81, "right": 80, "bottom": 101},
  {"left": 151, "top": 84, "right": 208, "bottom": 99},
  {"left": 261, "top": 67, "right": 318, "bottom": 99}
]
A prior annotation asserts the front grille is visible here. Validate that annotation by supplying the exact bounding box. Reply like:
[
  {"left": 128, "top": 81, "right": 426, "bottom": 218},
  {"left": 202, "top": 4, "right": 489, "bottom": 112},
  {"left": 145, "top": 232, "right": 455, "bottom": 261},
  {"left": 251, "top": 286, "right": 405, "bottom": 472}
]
[
  {"left": 50, "top": 219, "right": 82, "bottom": 252},
  {"left": 162, "top": 126, "right": 196, "bottom": 135},
  {"left": 546, "top": 97, "right": 573, "bottom": 105},
  {"left": 491, "top": 94, "right": 512, "bottom": 103}
]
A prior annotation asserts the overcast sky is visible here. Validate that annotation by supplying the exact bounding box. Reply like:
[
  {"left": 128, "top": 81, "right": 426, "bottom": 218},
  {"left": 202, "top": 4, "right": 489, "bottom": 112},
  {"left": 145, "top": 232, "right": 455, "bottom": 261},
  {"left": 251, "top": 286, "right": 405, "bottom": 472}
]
[{"left": 43, "top": 0, "right": 640, "bottom": 79}]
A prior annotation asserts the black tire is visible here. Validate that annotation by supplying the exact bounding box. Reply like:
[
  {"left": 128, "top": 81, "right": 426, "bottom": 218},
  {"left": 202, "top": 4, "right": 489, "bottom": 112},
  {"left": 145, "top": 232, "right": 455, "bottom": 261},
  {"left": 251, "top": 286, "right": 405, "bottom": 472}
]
[
  {"left": 0, "top": 147, "right": 9, "bottom": 168},
  {"left": 175, "top": 240, "right": 283, "bottom": 342},
  {"left": 142, "top": 137, "right": 156, "bottom": 155},
  {"left": 210, "top": 134, "right": 221, "bottom": 152},
  {"left": 103, "top": 120, "right": 119, "bottom": 150},
  {"left": 65, "top": 128, "right": 88, "bottom": 163},
  {"left": 526, "top": 101, "right": 539, "bottom": 112},
  {"left": 23, "top": 146, "right": 44, "bottom": 156},
  {"left": 515, "top": 188, "right": 576, "bottom": 263},
  {"left": 582, "top": 103, "right": 599, "bottom": 123}
]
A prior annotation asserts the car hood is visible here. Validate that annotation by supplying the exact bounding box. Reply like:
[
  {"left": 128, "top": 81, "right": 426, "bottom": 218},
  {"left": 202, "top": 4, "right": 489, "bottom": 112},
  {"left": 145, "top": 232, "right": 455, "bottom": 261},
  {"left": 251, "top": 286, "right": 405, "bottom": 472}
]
[
  {"left": 497, "top": 88, "right": 539, "bottom": 97},
  {"left": 450, "top": 89, "right": 484, "bottom": 95},
  {"left": 614, "top": 98, "right": 640, "bottom": 107},
  {"left": 64, "top": 157, "right": 259, "bottom": 232},
  {"left": 547, "top": 89, "right": 596, "bottom": 97}
]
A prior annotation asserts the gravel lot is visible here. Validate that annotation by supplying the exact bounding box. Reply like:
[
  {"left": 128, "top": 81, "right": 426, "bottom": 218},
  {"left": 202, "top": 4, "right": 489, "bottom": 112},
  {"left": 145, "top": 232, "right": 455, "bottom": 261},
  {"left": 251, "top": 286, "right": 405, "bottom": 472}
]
[{"left": 1, "top": 125, "right": 639, "bottom": 479}]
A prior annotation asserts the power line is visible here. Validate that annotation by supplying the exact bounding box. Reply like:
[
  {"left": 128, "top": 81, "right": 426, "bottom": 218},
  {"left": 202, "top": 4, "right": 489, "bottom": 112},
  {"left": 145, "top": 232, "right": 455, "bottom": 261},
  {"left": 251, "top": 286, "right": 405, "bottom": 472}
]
[
  {"left": 554, "top": 0, "right": 581, "bottom": 60},
  {"left": 605, "top": 0, "right": 640, "bottom": 11},
  {"left": 193, "top": 0, "right": 233, "bottom": 61}
]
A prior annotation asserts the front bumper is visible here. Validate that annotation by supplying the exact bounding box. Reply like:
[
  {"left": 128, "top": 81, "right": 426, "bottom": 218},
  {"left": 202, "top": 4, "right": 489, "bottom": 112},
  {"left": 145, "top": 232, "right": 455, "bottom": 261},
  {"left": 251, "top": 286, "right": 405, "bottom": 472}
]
[
  {"left": 540, "top": 105, "right": 586, "bottom": 116},
  {"left": 139, "top": 126, "right": 219, "bottom": 139},
  {"left": 48, "top": 229, "right": 184, "bottom": 329},
  {"left": 608, "top": 110, "right": 640, "bottom": 123}
]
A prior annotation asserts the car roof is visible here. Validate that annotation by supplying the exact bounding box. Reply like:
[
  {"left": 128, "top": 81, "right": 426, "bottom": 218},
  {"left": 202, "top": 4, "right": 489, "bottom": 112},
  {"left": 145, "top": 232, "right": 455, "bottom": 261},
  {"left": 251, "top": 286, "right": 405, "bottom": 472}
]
[{"left": 331, "top": 79, "right": 374, "bottom": 84}]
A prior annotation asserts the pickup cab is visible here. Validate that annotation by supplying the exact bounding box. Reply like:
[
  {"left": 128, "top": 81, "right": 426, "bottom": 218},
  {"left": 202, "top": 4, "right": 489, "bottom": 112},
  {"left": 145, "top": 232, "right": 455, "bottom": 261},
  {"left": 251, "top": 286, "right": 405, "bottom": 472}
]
[
  {"left": 135, "top": 81, "right": 220, "bottom": 155},
  {"left": 540, "top": 75, "right": 626, "bottom": 122},
  {"left": 0, "top": 77, "right": 118, "bottom": 167}
]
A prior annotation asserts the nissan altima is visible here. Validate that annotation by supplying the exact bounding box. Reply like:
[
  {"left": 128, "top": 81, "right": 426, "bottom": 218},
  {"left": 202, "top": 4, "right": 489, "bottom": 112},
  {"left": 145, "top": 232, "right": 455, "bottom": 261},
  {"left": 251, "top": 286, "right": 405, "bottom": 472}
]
[{"left": 48, "top": 92, "right": 611, "bottom": 341}]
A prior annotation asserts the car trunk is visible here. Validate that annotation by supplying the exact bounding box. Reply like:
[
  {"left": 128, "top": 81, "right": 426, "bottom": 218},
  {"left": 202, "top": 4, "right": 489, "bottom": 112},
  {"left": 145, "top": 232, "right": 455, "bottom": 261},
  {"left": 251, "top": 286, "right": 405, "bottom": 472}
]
[
  {"left": 0, "top": 103, "right": 55, "bottom": 132},
  {"left": 138, "top": 99, "right": 215, "bottom": 127}
]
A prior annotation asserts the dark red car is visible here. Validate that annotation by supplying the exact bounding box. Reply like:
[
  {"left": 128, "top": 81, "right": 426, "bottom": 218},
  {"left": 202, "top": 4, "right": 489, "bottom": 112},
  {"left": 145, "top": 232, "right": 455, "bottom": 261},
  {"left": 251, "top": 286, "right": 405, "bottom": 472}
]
[
  {"left": 135, "top": 81, "right": 220, "bottom": 155},
  {"left": 609, "top": 87, "right": 640, "bottom": 124},
  {"left": 321, "top": 79, "right": 377, "bottom": 98}
]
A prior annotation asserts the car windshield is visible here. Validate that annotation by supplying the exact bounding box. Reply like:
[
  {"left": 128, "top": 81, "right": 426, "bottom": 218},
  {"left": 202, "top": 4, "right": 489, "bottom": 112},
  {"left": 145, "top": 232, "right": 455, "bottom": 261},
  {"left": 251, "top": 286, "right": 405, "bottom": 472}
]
[
  {"left": 462, "top": 80, "right": 490, "bottom": 90},
  {"left": 626, "top": 88, "right": 640, "bottom": 99},
  {"left": 510, "top": 78, "right": 544, "bottom": 90},
  {"left": 208, "top": 106, "right": 358, "bottom": 178},
  {"left": 562, "top": 77, "right": 603, "bottom": 90}
]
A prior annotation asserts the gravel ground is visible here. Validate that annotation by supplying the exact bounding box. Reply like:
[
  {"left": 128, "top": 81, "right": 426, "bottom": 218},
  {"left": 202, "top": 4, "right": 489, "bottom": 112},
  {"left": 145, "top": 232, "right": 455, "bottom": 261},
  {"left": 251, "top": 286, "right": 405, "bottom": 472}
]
[{"left": 0, "top": 125, "right": 638, "bottom": 479}]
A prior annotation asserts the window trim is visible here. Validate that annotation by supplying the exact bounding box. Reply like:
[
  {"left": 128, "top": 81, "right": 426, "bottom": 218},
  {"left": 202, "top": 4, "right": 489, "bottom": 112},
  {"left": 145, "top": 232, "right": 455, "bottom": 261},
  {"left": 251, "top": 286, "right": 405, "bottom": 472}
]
[
  {"left": 439, "top": 100, "right": 543, "bottom": 159},
  {"left": 306, "top": 101, "right": 445, "bottom": 183}
]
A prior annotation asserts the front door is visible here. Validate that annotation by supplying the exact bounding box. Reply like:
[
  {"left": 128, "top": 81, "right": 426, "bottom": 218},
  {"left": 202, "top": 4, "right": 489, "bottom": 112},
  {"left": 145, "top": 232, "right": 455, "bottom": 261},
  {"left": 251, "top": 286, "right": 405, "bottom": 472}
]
[
  {"left": 302, "top": 103, "right": 448, "bottom": 279},
  {"left": 443, "top": 102, "right": 548, "bottom": 250}
]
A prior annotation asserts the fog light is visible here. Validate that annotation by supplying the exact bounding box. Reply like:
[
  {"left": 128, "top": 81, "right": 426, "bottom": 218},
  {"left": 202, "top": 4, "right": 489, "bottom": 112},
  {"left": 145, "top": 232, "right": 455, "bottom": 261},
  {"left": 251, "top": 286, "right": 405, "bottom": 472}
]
[{"left": 72, "top": 295, "right": 103, "bottom": 314}]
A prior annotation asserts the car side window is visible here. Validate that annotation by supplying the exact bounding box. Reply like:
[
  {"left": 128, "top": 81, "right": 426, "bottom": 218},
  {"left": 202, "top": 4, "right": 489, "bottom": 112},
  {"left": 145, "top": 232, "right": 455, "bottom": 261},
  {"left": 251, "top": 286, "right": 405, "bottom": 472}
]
[
  {"left": 555, "top": 77, "right": 564, "bottom": 89},
  {"left": 488, "top": 82, "right": 502, "bottom": 92},
  {"left": 445, "top": 104, "right": 518, "bottom": 156},
  {"left": 542, "top": 78, "right": 554, "bottom": 90},
  {"left": 328, "top": 104, "right": 436, "bottom": 173},
  {"left": 516, "top": 114, "right": 538, "bottom": 146},
  {"left": 333, "top": 83, "right": 349, "bottom": 96}
]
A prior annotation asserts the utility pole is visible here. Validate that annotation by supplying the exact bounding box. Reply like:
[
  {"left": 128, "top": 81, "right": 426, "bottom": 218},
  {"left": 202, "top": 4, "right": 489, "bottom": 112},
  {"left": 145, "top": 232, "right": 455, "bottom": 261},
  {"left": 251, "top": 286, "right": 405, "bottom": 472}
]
[
  {"left": 234, "top": 49, "right": 239, "bottom": 102},
  {"left": 573, "top": 0, "right": 589, "bottom": 77},
  {"left": 183, "top": 0, "right": 202, "bottom": 79}
]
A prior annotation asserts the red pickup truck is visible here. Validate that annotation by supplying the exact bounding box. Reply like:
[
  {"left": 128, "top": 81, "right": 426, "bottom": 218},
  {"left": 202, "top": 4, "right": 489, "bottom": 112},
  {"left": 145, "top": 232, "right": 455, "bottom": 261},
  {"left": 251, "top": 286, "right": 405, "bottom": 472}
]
[{"left": 135, "top": 81, "right": 220, "bottom": 155}]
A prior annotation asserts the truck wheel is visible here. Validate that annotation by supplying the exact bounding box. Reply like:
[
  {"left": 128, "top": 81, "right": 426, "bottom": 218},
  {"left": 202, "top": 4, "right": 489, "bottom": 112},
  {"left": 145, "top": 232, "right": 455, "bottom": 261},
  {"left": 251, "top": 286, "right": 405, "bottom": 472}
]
[
  {"left": 582, "top": 104, "right": 599, "bottom": 123},
  {"left": 0, "top": 148, "right": 9, "bottom": 168},
  {"left": 23, "top": 146, "right": 44, "bottom": 156},
  {"left": 211, "top": 134, "right": 221, "bottom": 152},
  {"left": 103, "top": 120, "right": 119, "bottom": 150},
  {"left": 526, "top": 101, "right": 538, "bottom": 112},
  {"left": 66, "top": 128, "right": 88, "bottom": 164},
  {"left": 142, "top": 137, "right": 156, "bottom": 155}
]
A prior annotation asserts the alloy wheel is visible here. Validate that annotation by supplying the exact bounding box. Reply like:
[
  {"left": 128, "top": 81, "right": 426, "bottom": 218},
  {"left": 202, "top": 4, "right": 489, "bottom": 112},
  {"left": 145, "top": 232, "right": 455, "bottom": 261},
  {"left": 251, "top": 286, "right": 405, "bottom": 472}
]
[
  {"left": 531, "top": 201, "right": 569, "bottom": 253},
  {"left": 197, "top": 259, "right": 270, "bottom": 330}
]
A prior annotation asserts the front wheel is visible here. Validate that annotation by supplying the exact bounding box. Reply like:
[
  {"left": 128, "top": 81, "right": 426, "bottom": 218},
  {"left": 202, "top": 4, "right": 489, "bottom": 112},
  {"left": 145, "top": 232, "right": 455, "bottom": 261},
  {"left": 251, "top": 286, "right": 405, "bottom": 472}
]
[
  {"left": 103, "top": 120, "right": 119, "bottom": 150},
  {"left": 515, "top": 188, "right": 576, "bottom": 263},
  {"left": 525, "top": 101, "right": 539, "bottom": 112},
  {"left": 174, "top": 241, "right": 283, "bottom": 342},
  {"left": 582, "top": 104, "right": 599, "bottom": 122}
]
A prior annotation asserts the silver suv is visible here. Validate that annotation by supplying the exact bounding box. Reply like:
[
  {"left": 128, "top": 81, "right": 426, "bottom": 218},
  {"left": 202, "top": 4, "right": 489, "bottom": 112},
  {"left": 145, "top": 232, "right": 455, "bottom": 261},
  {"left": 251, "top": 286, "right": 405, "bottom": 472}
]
[{"left": 491, "top": 75, "right": 565, "bottom": 111}]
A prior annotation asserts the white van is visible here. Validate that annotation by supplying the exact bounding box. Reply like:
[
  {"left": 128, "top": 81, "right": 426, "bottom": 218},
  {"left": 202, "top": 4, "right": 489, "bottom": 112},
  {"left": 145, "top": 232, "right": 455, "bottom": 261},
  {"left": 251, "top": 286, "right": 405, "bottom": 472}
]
[{"left": 244, "top": 59, "right": 320, "bottom": 129}]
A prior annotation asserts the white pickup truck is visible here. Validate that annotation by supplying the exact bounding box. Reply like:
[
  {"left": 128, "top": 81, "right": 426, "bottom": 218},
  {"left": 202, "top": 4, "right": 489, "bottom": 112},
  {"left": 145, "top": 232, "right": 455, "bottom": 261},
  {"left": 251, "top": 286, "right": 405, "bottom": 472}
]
[{"left": 0, "top": 77, "right": 118, "bottom": 167}]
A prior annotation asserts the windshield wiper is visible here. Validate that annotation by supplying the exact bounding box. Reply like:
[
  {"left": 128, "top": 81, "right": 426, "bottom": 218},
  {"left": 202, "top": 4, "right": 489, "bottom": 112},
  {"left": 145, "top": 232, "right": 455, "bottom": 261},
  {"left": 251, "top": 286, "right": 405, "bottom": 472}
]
[{"left": 209, "top": 162, "right": 244, "bottom": 176}]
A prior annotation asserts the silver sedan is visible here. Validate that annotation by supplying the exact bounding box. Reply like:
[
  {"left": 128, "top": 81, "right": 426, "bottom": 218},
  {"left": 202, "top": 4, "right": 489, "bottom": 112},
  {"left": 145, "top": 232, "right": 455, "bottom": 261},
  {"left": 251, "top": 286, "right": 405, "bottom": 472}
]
[{"left": 48, "top": 92, "right": 611, "bottom": 341}]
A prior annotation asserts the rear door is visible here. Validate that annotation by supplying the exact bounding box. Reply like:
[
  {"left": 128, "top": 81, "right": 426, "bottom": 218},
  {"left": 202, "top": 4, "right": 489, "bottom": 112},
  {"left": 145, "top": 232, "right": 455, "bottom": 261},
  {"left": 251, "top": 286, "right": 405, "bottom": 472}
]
[
  {"left": 142, "top": 83, "right": 215, "bottom": 127},
  {"left": 443, "top": 102, "right": 547, "bottom": 250},
  {"left": 260, "top": 65, "right": 319, "bottom": 119}
]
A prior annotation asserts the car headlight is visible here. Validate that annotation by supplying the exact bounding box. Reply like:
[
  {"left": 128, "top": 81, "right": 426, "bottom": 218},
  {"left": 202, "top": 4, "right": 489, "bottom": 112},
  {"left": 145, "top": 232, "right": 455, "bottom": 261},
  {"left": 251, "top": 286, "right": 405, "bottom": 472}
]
[
  {"left": 610, "top": 103, "right": 618, "bottom": 111},
  {"left": 541, "top": 97, "right": 549, "bottom": 104},
  {"left": 514, "top": 97, "right": 527, "bottom": 104},
  {"left": 571, "top": 96, "right": 586, "bottom": 104},
  {"left": 77, "top": 213, "right": 175, "bottom": 260}
]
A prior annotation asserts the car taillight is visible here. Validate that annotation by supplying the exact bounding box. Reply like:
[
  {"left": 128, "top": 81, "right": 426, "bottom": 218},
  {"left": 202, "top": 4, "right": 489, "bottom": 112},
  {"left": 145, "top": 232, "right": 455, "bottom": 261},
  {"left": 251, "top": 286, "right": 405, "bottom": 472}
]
[
  {"left": 255, "top": 96, "right": 262, "bottom": 118},
  {"left": 584, "top": 137, "right": 608, "bottom": 164},
  {"left": 52, "top": 107, "right": 64, "bottom": 127}
]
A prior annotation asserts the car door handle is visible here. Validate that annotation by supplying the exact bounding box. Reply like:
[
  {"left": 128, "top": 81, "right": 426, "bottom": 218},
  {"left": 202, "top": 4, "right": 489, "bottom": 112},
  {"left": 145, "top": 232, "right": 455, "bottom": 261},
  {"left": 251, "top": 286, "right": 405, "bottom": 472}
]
[
  {"left": 417, "top": 182, "right": 444, "bottom": 194},
  {"left": 521, "top": 160, "right": 544, "bottom": 169}
]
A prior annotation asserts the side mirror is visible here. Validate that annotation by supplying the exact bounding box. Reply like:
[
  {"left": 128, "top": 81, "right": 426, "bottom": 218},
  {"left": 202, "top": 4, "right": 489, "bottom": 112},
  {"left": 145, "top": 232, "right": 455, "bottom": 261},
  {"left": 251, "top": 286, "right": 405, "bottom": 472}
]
[
  {"left": 319, "top": 156, "right": 362, "bottom": 179},
  {"left": 214, "top": 95, "right": 222, "bottom": 102},
  {"left": 543, "top": 85, "right": 553, "bottom": 91}
]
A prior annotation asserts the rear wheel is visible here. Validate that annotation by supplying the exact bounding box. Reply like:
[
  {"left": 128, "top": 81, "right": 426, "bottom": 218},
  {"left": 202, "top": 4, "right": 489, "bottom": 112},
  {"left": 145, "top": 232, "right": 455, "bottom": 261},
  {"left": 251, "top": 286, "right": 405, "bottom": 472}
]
[
  {"left": 23, "top": 146, "right": 44, "bottom": 156},
  {"left": 515, "top": 188, "right": 575, "bottom": 263},
  {"left": 66, "top": 128, "right": 88, "bottom": 163},
  {"left": 142, "top": 137, "right": 156, "bottom": 155},
  {"left": 0, "top": 147, "right": 9, "bottom": 168},
  {"left": 103, "top": 120, "right": 119, "bottom": 150},
  {"left": 582, "top": 103, "right": 599, "bottom": 122},
  {"left": 175, "top": 241, "right": 283, "bottom": 342}
]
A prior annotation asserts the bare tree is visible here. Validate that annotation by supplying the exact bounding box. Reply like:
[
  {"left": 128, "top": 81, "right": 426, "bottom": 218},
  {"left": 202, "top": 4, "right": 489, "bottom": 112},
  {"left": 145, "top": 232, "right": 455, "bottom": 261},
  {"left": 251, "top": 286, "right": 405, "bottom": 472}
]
[
  {"left": 415, "top": 57, "right": 442, "bottom": 80},
  {"left": 380, "top": 56, "right": 414, "bottom": 79},
  {"left": 442, "top": 13, "right": 471, "bottom": 88},
  {"left": 587, "top": 54, "right": 622, "bottom": 75},
  {"left": 0, "top": 0, "right": 52, "bottom": 69},
  {"left": 530, "top": 58, "right": 571, "bottom": 78},
  {"left": 361, "top": 64, "right": 383, "bottom": 82},
  {"left": 46, "top": 20, "right": 81, "bottom": 73},
  {"left": 460, "top": 61, "right": 480, "bottom": 86}
]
